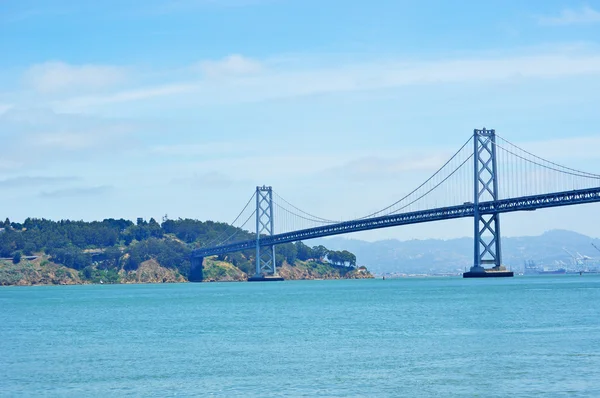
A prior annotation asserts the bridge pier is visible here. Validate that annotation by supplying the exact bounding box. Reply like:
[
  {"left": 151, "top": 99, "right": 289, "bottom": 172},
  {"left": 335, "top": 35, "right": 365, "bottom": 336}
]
[
  {"left": 189, "top": 256, "right": 204, "bottom": 282},
  {"left": 464, "top": 128, "right": 513, "bottom": 278}
]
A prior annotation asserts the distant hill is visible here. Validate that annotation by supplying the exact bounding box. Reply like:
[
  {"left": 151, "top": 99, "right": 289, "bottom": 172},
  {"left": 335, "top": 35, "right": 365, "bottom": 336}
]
[{"left": 313, "top": 230, "right": 600, "bottom": 275}]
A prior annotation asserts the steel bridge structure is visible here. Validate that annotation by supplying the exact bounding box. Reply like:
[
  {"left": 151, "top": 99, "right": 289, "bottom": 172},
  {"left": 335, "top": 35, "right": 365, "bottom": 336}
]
[{"left": 190, "top": 128, "right": 600, "bottom": 280}]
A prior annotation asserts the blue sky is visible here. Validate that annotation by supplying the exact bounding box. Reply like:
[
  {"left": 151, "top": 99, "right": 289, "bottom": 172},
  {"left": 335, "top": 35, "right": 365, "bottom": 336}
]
[{"left": 1, "top": 0, "right": 600, "bottom": 242}]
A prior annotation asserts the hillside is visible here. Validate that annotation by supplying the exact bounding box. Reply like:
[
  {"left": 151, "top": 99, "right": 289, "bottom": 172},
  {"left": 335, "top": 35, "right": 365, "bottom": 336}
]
[{"left": 0, "top": 217, "right": 371, "bottom": 285}]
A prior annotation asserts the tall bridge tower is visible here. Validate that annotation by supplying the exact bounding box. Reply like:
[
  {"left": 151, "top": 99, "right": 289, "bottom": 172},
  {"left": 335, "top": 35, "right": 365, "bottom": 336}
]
[
  {"left": 464, "top": 128, "right": 512, "bottom": 278},
  {"left": 249, "top": 186, "right": 283, "bottom": 281}
]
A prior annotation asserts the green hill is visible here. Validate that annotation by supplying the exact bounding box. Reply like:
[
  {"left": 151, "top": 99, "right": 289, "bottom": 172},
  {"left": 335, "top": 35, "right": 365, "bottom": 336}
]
[{"left": 0, "top": 217, "right": 371, "bottom": 285}]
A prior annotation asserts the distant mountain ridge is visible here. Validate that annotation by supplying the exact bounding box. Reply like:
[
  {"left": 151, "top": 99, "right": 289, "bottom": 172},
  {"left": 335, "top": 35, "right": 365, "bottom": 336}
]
[{"left": 313, "top": 230, "right": 600, "bottom": 275}]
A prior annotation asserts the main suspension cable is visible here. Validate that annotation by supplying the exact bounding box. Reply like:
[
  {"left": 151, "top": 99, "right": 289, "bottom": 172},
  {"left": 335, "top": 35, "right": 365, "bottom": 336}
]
[
  {"left": 273, "top": 192, "right": 340, "bottom": 223},
  {"left": 354, "top": 136, "right": 474, "bottom": 220},
  {"left": 496, "top": 135, "right": 600, "bottom": 178},
  {"left": 204, "top": 191, "right": 256, "bottom": 247}
]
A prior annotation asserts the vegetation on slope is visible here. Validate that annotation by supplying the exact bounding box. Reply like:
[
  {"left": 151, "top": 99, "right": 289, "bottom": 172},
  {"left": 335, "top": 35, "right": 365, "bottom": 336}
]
[
  {"left": 0, "top": 257, "right": 81, "bottom": 286},
  {"left": 0, "top": 217, "right": 370, "bottom": 285}
]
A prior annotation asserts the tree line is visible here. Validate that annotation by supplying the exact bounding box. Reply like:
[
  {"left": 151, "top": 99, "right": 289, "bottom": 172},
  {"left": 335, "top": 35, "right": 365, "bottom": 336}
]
[{"left": 0, "top": 217, "right": 358, "bottom": 279}]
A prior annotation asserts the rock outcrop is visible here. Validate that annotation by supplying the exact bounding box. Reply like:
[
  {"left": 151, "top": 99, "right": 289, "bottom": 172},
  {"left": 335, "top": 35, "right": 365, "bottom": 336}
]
[
  {"left": 120, "top": 259, "right": 186, "bottom": 284},
  {"left": 201, "top": 258, "right": 247, "bottom": 282},
  {"left": 277, "top": 260, "right": 374, "bottom": 280},
  {"left": 0, "top": 255, "right": 373, "bottom": 286},
  {"left": 0, "top": 259, "right": 82, "bottom": 286}
]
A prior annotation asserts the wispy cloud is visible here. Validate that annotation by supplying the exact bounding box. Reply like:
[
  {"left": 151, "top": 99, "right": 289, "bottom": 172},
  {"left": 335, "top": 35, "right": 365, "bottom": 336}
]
[
  {"left": 24, "top": 62, "right": 127, "bottom": 94},
  {"left": 52, "top": 51, "right": 600, "bottom": 112},
  {"left": 322, "top": 154, "right": 453, "bottom": 182},
  {"left": 171, "top": 171, "right": 235, "bottom": 189},
  {"left": 53, "top": 83, "right": 194, "bottom": 110},
  {"left": 29, "top": 130, "right": 124, "bottom": 151},
  {"left": 0, "top": 176, "right": 80, "bottom": 188},
  {"left": 198, "top": 54, "right": 264, "bottom": 78},
  {"left": 172, "top": 135, "right": 600, "bottom": 187},
  {"left": 39, "top": 185, "right": 113, "bottom": 199},
  {"left": 0, "top": 108, "right": 139, "bottom": 153},
  {"left": 148, "top": 0, "right": 272, "bottom": 13},
  {"left": 538, "top": 6, "right": 600, "bottom": 26},
  {"left": 148, "top": 140, "right": 257, "bottom": 157}
]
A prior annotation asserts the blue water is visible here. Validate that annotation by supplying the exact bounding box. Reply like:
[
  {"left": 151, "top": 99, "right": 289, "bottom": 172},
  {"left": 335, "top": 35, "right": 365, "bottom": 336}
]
[{"left": 1, "top": 276, "right": 600, "bottom": 397}]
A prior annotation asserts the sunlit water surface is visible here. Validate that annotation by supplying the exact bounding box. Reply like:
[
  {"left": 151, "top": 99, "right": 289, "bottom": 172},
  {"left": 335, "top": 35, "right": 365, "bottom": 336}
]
[{"left": 2, "top": 276, "right": 600, "bottom": 397}]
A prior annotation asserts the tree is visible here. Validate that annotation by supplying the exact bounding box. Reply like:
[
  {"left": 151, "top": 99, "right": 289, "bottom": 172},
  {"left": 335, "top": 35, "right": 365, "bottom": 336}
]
[
  {"left": 277, "top": 243, "right": 298, "bottom": 264},
  {"left": 103, "top": 246, "right": 123, "bottom": 269},
  {"left": 295, "top": 241, "right": 313, "bottom": 261},
  {"left": 12, "top": 251, "right": 21, "bottom": 264},
  {"left": 312, "top": 245, "right": 329, "bottom": 261},
  {"left": 327, "top": 250, "right": 341, "bottom": 265},
  {"left": 341, "top": 250, "right": 357, "bottom": 267},
  {"left": 82, "top": 266, "right": 94, "bottom": 280},
  {"left": 23, "top": 242, "right": 36, "bottom": 256},
  {"left": 148, "top": 218, "right": 164, "bottom": 238},
  {"left": 326, "top": 250, "right": 356, "bottom": 267}
]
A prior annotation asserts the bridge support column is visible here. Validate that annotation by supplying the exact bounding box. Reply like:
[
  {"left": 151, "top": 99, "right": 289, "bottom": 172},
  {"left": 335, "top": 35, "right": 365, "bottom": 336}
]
[
  {"left": 465, "top": 128, "right": 513, "bottom": 278},
  {"left": 189, "top": 256, "right": 204, "bottom": 282},
  {"left": 249, "top": 185, "right": 284, "bottom": 282}
]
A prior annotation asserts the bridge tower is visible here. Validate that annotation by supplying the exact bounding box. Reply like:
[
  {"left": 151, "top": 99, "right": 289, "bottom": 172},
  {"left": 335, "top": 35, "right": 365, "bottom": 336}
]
[
  {"left": 465, "top": 128, "right": 513, "bottom": 278},
  {"left": 249, "top": 186, "right": 283, "bottom": 281}
]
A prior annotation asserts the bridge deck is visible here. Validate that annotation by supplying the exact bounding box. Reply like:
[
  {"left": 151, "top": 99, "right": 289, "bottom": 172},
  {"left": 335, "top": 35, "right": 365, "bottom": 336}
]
[{"left": 191, "top": 187, "right": 600, "bottom": 258}]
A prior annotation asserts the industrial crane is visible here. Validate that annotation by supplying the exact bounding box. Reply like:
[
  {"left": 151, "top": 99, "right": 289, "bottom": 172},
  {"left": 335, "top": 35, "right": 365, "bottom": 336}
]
[{"left": 563, "top": 248, "right": 583, "bottom": 266}]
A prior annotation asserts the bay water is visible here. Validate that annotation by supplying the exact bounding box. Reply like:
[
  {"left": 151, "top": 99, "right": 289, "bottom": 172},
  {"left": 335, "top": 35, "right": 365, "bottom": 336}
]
[{"left": 2, "top": 276, "right": 600, "bottom": 397}]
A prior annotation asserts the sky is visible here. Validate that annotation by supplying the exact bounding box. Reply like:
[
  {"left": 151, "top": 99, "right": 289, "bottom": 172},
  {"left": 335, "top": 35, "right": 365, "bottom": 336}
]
[{"left": 1, "top": 0, "right": 600, "bottom": 242}]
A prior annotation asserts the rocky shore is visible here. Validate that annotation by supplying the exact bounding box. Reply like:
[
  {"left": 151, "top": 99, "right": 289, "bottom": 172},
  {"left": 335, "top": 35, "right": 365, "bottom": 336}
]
[{"left": 0, "top": 256, "right": 373, "bottom": 286}]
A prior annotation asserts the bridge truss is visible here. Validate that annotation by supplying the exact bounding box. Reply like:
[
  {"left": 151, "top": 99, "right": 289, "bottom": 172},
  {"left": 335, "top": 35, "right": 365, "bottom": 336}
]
[{"left": 191, "top": 128, "right": 600, "bottom": 278}]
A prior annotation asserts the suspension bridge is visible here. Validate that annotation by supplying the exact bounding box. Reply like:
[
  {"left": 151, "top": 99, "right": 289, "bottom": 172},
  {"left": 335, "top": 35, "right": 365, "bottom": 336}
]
[{"left": 190, "top": 128, "right": 600, "bottom": 280}]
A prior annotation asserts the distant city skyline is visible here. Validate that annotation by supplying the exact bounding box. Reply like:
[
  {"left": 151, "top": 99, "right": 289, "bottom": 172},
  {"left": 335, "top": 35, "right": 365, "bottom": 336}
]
[{"left": 1, "top": 0, "right": 599, "bottom": 241}]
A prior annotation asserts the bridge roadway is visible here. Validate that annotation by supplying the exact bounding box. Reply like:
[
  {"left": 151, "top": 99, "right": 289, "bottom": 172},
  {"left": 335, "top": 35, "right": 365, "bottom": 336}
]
[{"left": 191, "top": 187, "right": 600, "bottom": 258}]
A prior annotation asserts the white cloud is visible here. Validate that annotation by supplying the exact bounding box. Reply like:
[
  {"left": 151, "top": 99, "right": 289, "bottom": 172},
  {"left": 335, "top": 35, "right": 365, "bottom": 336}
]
[
  {"left": 30, "top": 131, "right": 105, "bottom": 150},
  {"left": 24, "top": 61, "right": 126, "bottom": 93},
  {"left": 149, "top": 0, "right": 270, "bottom": 13},
  {"left": 322, "top": 154, "right": 452, "bottom": 182},
  {"left": 0, "top": 108, "right": 138, "bottom": 154},
  {"left": 53, "top": 51, "right": 600, "bottom": 112},
  {"left": 148, "top": 141, "right": 255, "bottom": 156},
  {"left": 157, "top": 144, "right": 460, "bottom": 189},
  {"left": 54, "top": 83, "right": 194, "bottom": 110},
  {"left": 0, "top": 176, "right": 79, "bottom": 188},
  {"left": 178, "top": 154, "right": 342, "bottom": 181},
  {"left": 538, "top": 6, "right": 600, "bottom": 26},
  {"left": 171, "top": 171, "right": 235, "bottom": 189},
  {"left": 40, "top": 185, "right": 112, "bottom": 198},
  {"left": 198, "top": 54, "right": 263, "bottom": 78}
]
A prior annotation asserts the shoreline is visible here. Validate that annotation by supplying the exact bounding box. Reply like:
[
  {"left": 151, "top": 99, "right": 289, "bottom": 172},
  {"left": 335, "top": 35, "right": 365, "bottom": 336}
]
[{"left": 0, "top": 276, "right": 375, "bottom": 287}]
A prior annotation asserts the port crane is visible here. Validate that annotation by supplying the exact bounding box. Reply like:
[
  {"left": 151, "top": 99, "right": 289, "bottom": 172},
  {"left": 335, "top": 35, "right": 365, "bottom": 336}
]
[{"left": 563, "top": 248, "right": 583, "bottom": 266}]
